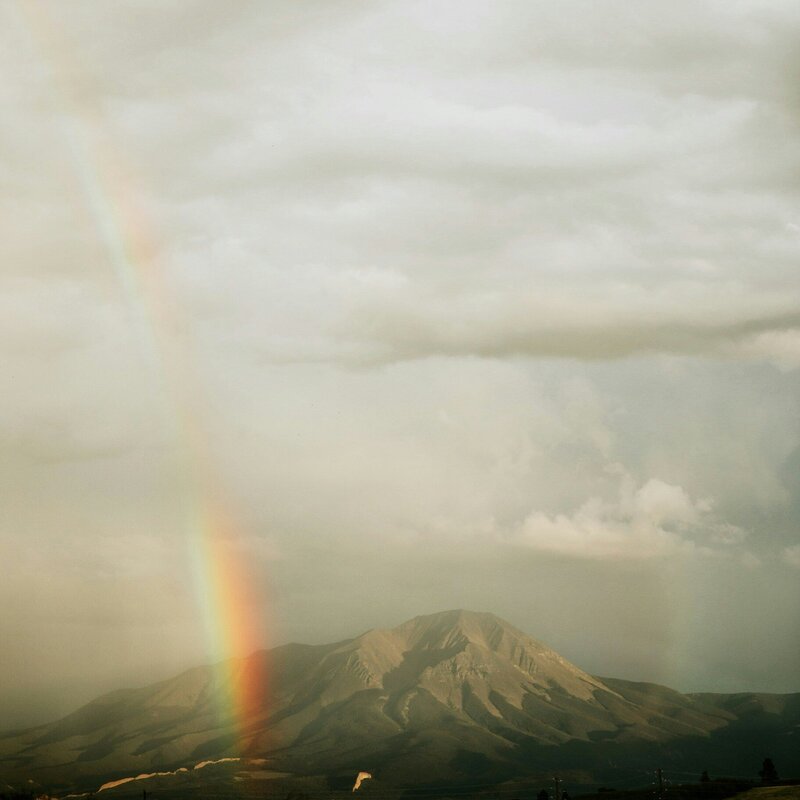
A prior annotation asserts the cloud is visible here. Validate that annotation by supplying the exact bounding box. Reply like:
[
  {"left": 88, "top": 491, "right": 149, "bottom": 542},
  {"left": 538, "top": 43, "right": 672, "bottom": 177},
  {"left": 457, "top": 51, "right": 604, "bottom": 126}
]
[
  {"left": 732, "top": 328, "right": 800, "bottom": 372},
  {"left": 5, "top": 0, "right": 800, "bottom": 373},
  {"left": 783, "top": 544, "right": 800, "bottom": 568},
  {"left": 515, "top": 473, "right": 743, "bottom": 560},
  {"left": 1, "top": 0, "right": 799, "bottom": 713},
  {"left": 339, "top": 289, "right": 800, "bottom": 366}
]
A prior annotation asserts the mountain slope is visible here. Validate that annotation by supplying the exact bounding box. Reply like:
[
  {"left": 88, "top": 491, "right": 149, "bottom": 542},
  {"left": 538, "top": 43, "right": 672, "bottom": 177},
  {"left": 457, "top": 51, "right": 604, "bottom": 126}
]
[{"left": 0, "top": 610, "right": 797, "bottom": 793}]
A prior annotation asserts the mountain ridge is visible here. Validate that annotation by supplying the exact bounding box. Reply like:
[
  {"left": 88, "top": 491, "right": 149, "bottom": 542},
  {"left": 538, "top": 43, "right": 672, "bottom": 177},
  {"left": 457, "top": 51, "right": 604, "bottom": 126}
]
[{"left": 1, "top": 609, "right": 798, "bottom": 794}]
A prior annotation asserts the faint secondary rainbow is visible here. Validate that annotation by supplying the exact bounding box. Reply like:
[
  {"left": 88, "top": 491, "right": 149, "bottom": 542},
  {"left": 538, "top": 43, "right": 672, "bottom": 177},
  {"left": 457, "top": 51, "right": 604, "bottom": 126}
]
[{"left": 15, "top": 0, "right": 270, "bottom": 747}]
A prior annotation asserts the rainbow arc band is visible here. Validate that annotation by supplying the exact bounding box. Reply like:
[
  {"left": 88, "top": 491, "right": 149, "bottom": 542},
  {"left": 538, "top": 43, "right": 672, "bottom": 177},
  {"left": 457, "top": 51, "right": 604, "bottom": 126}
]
[{"left": 15, "top": 0, "right": 270, "bottom": 751}]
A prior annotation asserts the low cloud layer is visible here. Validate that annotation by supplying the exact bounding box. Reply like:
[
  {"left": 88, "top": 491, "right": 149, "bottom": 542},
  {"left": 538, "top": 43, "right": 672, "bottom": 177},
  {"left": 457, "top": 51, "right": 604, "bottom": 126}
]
[{"left": 342, "top": 291, "right": 800, "bottom": 366}]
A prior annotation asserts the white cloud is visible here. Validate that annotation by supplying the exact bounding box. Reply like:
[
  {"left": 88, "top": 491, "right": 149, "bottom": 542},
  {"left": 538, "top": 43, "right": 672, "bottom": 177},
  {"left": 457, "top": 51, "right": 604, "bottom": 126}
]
[{"left": 516, "top": 474, "right": 740, "bottom": 560}]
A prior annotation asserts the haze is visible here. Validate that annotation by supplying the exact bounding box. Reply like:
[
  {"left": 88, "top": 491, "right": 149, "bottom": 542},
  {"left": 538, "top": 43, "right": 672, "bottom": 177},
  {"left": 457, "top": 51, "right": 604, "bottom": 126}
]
[{"left": 1, "top": 0, "right": 799, "bottom": 730}]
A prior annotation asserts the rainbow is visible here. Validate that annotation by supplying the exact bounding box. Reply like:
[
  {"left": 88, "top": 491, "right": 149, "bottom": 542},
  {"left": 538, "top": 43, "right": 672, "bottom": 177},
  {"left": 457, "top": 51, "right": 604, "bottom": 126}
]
[{"left": 15, "top": 0, "right": 271, "bottom": 750}]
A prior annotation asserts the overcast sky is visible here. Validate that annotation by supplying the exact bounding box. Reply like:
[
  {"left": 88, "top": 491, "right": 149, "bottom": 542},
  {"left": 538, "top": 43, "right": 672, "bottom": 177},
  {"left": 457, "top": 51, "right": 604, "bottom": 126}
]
[{"left": 2, "top": 0, "right": 800, "bottom": 729}]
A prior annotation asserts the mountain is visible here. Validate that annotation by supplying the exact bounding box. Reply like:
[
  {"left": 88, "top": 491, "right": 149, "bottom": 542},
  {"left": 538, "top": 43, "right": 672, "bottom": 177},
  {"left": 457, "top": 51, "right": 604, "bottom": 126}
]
[{"left": 1, "top": 610, "right": 798, "bottom": 796}]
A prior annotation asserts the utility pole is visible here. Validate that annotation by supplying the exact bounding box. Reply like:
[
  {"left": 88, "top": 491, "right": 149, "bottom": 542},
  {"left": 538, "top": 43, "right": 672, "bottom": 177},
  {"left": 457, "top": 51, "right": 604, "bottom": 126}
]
[
  {"left": 553, "top": 775, "right": 562, "bottom": 800},
  {"left": 655, "top": 768, "right": 665, "bottom": 800}
]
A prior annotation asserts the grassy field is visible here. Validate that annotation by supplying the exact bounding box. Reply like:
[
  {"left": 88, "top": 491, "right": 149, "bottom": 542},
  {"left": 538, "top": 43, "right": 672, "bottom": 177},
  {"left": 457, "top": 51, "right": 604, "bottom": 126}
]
[{"left": 730, "top": 787, "right": 800, "bottom": 800}]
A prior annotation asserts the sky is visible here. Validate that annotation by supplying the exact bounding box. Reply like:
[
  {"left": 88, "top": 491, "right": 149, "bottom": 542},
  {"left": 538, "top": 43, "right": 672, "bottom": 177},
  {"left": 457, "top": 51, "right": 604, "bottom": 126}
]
[{"left": 1, "top": 0, "right": 799, "bottom": 729}]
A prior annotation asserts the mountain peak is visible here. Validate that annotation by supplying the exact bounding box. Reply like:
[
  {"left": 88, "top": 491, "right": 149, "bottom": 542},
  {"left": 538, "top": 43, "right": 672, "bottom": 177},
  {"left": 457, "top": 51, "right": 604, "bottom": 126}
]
[
  {"left": 402, "top": 608, "right": 510, "bottom": 628},
  {"left": 329, "top": 608, "right": 608, "bottom": 715},
  {"left": 392, "top": 609, "right": 528, "bottom": 651}
]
